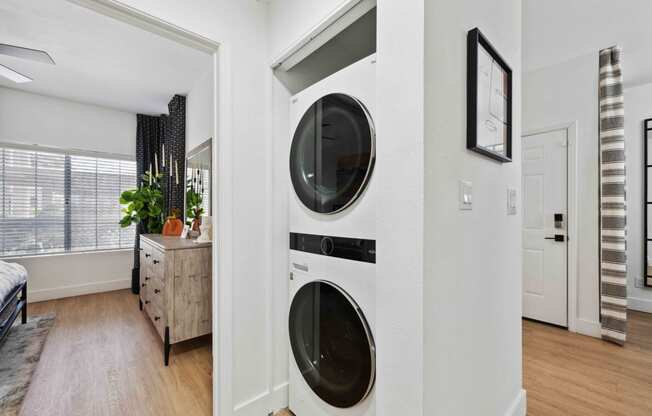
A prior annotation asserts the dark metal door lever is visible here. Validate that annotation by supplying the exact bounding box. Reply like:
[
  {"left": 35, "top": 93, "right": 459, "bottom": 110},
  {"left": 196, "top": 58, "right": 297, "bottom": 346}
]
[{"left": 545, "top": 235, "right": 565, "bottom": 242}]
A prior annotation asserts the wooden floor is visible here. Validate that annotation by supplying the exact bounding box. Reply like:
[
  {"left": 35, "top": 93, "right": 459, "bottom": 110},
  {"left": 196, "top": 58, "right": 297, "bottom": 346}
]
[
  {"left": 20, "top": 289, "right": 212, "bottom": 416},
  {"left": 524, "top": 310, "right": 652, "bottom": 416},
  {"left": 16, "top": 290, "right": 652, "bottom": 416}
]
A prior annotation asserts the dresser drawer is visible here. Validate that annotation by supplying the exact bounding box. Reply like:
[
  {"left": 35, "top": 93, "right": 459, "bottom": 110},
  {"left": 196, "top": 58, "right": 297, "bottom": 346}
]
[
  {"left": 148, "top": 277, "right": 166, "bottom": 310},
  {"left": 145, "top": 298, "right": 166, "bottom": 341}
]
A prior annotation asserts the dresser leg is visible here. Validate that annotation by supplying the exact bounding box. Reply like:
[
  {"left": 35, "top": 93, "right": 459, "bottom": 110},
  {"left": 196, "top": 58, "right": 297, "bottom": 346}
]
[
  {"left": 139, "top": 299, "right": 143, "bottom": 311},
  {"left": 164, "top": 326, "right": 171, "bottom": 366}
]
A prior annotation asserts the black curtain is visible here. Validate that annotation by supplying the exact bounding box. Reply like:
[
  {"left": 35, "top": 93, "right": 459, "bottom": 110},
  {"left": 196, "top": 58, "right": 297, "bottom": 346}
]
[
  {"left": 131, "top": 96, "right": 186, "bottom": 295},
  {"left": 132, "top": 114, "right": 164, "bottom": 294}
]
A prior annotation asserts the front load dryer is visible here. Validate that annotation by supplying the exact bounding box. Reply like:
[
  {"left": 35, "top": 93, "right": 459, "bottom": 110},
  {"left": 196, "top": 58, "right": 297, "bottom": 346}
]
[
  {"left": 289, "top": 54, "right": 376, "bottom": 240},
  {"left": 288, "top": 232, "right": 376, "bottom": 416}
]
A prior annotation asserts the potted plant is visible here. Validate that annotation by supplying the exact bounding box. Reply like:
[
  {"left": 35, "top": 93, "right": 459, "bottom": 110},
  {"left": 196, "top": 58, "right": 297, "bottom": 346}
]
[
  {"left": 186, "top": 181, "right": 204, "bottom": 236},
  {"left": 120, "top": 170, "right": 164, "bottom": 234}
]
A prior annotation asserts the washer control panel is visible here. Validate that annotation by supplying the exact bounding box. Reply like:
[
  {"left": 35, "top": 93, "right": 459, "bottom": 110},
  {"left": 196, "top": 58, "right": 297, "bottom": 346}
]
[{"left": 289, "top": 233, "right": 375, "bottom": 264}]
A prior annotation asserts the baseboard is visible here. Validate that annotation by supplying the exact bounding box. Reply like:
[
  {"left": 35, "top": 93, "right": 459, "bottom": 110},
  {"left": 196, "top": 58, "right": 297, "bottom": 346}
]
[
  {"left": 628, "top": 296, "right": 652, "bottom": 314},
  {"left": 574, "top": 318, "right": 601, "bottom": 338},
  {"left": 28, "top": 279, "right": 131, "bottom": 303},
  {"left": 233, "top": 382, "right": 289, "bottom": 416},
  {"left": 505, "top": 389, "right": 527, "bottom": 416}
]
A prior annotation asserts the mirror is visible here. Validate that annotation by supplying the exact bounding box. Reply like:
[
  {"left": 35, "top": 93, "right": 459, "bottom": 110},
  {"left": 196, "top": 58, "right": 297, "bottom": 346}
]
[{"left": 186, "top": 138, "right": 212, "bottom": 222}]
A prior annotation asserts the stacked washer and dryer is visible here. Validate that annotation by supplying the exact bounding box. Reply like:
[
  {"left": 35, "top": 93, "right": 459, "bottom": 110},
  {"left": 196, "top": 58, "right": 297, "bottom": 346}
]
[{"left": 287, "top": 54, "right": 377, "bottom": 416}]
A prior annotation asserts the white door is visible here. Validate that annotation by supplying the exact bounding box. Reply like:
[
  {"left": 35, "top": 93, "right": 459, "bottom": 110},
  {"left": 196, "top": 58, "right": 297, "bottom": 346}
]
[{"left": 522, "top": 129, "right": 568, "bottom": 326}]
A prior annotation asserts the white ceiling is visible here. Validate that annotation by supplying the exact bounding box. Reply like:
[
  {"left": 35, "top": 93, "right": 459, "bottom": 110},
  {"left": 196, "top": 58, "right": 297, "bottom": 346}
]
[
  {"left": 524, "top": 0, "right": 652, "bottom": 87},
  {"left": 0, "top": 0, "right": 212, "bottom": 115}
]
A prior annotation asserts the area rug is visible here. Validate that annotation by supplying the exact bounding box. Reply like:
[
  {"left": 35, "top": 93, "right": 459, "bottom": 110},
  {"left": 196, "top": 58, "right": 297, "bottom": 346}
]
[{"left": 0, "top": 315, "right": 55, "bottom": 416}]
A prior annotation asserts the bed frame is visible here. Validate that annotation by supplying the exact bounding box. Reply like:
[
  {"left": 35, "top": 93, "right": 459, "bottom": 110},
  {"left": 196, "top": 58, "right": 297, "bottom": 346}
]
[{"left": 0, "top": 282, "right": 27, "bottom": 346}]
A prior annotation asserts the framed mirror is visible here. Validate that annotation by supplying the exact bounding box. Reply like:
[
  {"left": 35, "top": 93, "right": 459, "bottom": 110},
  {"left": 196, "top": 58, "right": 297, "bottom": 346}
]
[
  {"left": 186, "top": 138, "right": 212, "bottom": 220},
  {"left": 467, "top": 27, "right": 512, "bottom": 163}
]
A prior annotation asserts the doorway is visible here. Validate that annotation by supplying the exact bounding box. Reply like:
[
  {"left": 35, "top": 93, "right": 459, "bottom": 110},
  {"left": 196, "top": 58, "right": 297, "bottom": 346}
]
[{"left": 522, "top": 126, "right": 576, "bottom": 327}]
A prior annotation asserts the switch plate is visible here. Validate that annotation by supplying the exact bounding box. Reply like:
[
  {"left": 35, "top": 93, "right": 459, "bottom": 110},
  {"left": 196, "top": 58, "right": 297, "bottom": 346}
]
[
  {"left": 507, "top": 188, "right": 517, "bottom": 215},
  {"left": 459, "top": 180, "right": 473, "bottom": 210}
]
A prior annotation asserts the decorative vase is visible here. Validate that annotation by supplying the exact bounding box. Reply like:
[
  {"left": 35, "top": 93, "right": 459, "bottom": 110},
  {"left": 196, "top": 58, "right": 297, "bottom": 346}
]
[{"left": 162, "top": 216, "right": 184, "bottom": 236}]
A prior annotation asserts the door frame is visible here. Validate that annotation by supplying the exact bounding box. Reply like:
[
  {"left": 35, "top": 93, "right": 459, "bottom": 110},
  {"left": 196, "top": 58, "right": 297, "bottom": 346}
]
[
  {"left": 65, "top": 1, "right": 229, "bottom": 414},
  {"left": 522, "top": 122, "right": 579, "bottom": 333}
]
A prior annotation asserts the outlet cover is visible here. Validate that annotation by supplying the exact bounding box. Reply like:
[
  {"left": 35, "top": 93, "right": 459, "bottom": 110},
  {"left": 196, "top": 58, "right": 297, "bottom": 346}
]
[
  {"left": 635, "top": 277, "right": 645, "bottom": 289},
  {"left": 507, "top": 188, "right": 517, "bottom": 215},
  {"left": 459, "top": 180, "right": 472, "bottom": 210}
]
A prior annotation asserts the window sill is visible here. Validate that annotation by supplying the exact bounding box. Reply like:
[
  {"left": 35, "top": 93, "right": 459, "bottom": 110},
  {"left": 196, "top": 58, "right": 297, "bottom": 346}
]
[{"left": 2, "top": 248, "right": 133, "bottom": 261}]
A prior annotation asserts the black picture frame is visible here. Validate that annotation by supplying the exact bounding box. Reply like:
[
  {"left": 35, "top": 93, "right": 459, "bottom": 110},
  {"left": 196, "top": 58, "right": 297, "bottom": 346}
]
[
  {"left": 644, "top": 119, "right": 652, "bottom": 287},
  {"left": 467, "top": 27, "right": 512, "bottom": 163}
]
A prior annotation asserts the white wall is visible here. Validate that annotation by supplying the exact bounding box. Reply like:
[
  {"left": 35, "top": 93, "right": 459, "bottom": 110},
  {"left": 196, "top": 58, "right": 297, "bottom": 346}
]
[
  {"left": 423, "top": 1, "right": 525, "bottom": 415},
  {"left": 523, "top": 53, "right": 602, "bottom": 335},
  {"left": 623, "top": 83, "right": 652, "bottom": 313},
  {"left": 0, "top": 86, "right": 135, "bottom": 155},
  {"left": 186, "top": 68, "right": 214, "bottom": 152},
  {"left": 0, "top": 86, "right": 136, "bottom": 302},
  {"left": 267, "top": 0, "right": 344, "bottom": 61}
]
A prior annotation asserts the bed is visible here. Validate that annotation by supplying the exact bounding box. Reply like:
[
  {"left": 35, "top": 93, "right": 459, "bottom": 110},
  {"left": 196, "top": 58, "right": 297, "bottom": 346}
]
[{"left": 0, "top": 261, "right": 27, "bottom": 346}]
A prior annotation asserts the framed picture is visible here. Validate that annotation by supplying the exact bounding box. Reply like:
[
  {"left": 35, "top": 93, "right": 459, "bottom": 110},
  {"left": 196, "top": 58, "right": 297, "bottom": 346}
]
[{"left": 467, "top": 27, "right": 512, "bottom": 163}]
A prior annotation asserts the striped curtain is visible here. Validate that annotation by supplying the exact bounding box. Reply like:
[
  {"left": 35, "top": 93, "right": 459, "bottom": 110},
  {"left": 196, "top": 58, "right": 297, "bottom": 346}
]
[{"left": 599, "top": 46, "right": 627, "bottom": 345}]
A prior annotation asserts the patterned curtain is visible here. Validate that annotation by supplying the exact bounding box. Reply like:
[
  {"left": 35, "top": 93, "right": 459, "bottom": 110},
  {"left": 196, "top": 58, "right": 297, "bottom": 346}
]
[
  {"left": 599, "top": 46, "right": 627, "bottom": 345},
  {"left": 132, "top": 114, "right": 165, "bottom": 294},
  {"left": 130, "top": 96, "right": 186, "bottom": 294}
]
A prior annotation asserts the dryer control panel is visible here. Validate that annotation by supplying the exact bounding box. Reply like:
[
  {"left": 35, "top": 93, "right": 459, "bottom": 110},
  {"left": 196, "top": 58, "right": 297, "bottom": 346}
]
[{"left": 289, "top": 232, "right": 375, "bottom": 264}]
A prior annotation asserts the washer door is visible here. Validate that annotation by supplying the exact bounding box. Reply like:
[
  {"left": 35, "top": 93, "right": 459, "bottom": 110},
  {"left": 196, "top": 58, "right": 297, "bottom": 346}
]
[
  {"left": 290, "top": 93, "right": 375, "bottom": 214},
  {"left": 289, "top": 280, "right": 375, "bottom": 408}
]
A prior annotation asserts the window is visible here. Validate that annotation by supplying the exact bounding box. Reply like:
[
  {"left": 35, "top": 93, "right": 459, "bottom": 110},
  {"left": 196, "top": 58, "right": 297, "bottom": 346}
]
[{"left": 0, "top": 145, "right": 136, "bottom": 257}]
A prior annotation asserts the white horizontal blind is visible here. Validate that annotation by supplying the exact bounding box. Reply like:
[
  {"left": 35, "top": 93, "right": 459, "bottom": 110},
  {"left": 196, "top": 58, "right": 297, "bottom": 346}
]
[{"left": 0, "top": 145, "right": 136, "bottom": 257}]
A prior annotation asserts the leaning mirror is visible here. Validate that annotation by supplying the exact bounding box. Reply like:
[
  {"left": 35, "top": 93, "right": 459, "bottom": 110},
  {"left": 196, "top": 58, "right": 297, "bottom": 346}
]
[{"left": 186, "top": 138, "right": 212, "bottom": 226}]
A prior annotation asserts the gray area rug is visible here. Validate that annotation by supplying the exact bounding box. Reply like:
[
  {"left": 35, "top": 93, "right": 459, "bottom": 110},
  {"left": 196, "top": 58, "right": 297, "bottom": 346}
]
[{"left": 0, "top": 315, "right": 55, "bottom": 416}]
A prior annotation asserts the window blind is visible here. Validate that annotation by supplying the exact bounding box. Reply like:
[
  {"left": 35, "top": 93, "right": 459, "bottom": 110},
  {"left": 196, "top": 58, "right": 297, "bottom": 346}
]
[{"left": 0, "top": 145, "right": 136, "bottom": 257}]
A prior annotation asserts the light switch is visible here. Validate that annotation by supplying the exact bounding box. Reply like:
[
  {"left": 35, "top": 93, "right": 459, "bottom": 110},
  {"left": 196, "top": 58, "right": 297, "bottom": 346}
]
[
  {"left": 459, "top": 180, "right": 473, "bottom": 210},
  {"left": 507, "top": 187, "right": 517, "bottom": 215}
]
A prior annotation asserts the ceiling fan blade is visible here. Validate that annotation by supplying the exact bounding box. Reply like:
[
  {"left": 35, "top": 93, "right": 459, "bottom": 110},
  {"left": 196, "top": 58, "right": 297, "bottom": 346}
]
[
  {"left": 0, "top": 63, "right": 32, "bottom": 83},
  {"left": 0, "top": 44, "right": 55, "bottom": 65}
]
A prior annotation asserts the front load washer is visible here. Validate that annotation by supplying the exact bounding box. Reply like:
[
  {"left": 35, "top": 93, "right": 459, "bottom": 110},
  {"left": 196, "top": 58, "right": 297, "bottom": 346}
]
[
  {"left": 289, "top": 54, "right": 376, "bottom": 240},
  {"left": 288, "top": 232, "right": 376, "bottom": 416}
]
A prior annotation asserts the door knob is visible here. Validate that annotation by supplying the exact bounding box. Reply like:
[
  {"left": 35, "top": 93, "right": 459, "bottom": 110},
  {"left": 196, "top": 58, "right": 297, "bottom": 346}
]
[{"left": 545, "top": 234, "right": 565, "bottom": 242}]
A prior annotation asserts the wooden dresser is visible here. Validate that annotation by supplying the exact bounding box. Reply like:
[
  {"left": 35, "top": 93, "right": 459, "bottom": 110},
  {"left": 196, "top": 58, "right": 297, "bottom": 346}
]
[{"left": 139, "top": 234, "right": 212, "bottom": 365}]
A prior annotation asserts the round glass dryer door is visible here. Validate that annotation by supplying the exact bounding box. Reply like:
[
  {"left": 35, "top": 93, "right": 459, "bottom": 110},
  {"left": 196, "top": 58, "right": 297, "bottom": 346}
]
[
  {"left": 289, "top": 280, "right": 375, "bottom": 408},
  {"left": 290, "top": 93, "right": 375, "bottom": 214}
]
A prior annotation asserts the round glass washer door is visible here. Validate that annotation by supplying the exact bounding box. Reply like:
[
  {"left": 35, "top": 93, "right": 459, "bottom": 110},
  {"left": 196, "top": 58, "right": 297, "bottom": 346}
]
[
  {"left": 290, "top": 93, "right": 375, "bottom": 214},
  {"left": 289, "top": 280, "right": 375, "bottom": 408}
]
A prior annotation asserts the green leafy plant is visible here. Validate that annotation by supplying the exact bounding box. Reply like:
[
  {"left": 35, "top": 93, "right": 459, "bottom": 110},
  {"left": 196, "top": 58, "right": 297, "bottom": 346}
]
[
  {"left": 186, "top": 180, "right": 204, "bottom": 226},
  {"left": 119, "top": 171, "right": 164, "bottom": 234}
]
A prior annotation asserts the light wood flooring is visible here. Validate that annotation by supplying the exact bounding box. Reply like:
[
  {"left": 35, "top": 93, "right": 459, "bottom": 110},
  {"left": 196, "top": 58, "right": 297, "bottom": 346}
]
[
  {"left": 524, "top": 310, "right": 652, "bottom": 416},
  {"left": 16, "top": 290, "right": 652, "bottom": 416},
  {"left": 20, "top": 289, "right": 212, "bottom": 416}
]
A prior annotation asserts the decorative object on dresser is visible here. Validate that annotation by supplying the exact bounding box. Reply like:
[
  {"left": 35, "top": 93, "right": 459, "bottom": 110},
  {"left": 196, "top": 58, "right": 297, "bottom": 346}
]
[
  {"left": 162, "top": 208, "right": 184, "bottom": 237},
  {"left": 0, "top": 261, "right": 28, "bottom": 347},
  {"left": 139, "top": 234, "right": 211, "bottom": 366}
]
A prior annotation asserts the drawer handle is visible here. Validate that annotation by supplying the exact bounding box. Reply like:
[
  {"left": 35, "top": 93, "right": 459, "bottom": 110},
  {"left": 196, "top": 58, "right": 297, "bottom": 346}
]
[
  {"left": 154, "top": 289, "right": 160, "bottom": 294},
  {"left": 145, "top": 253, "right": 151, "bottom": 258},
  {"left": 154, "top": 316, "right": 160, "bottom": 321},
  {"left": 145, "top": 276, "right": 150, "bottom": 281},
  {"left": 141, "top": 283, "right": 147, "bottom": 288},
  {"left": 145, "top": 300, "right": 150, "bottom": 304},
  {"left": 153, "top": 260, "right": 160, "bottom": 264}
]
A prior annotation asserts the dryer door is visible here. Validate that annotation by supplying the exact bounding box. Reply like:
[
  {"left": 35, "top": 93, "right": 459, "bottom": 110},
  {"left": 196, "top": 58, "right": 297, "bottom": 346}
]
[
  {"left": 290, "top": 93, "right": 375, "bottom": 214},
  {"left": 289, "top": 280, "right": 375, "bottom": 408}
]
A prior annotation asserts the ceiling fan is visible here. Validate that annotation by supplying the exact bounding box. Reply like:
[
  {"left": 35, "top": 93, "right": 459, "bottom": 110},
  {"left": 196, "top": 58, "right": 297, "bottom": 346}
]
[{"left": 0, "top": 43, "right": 55, "bottom": 83}]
